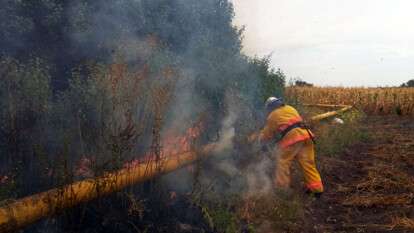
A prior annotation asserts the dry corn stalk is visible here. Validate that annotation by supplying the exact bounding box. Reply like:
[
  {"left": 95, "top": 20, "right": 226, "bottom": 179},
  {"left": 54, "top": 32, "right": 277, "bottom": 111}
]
[{"left": 286, "top": 87, "right": 414, "bottom": 116}]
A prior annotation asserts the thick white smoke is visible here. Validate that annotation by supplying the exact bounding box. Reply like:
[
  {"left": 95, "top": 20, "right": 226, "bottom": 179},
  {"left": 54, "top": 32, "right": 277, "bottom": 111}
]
[{"left": 214, "top": 91, "right": 275, "bottom": 196}]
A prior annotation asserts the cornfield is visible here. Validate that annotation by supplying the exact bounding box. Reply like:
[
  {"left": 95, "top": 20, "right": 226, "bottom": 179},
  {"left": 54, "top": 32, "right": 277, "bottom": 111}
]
[{"left": 286, "top": 87, "right": 414, "bottom": 116}]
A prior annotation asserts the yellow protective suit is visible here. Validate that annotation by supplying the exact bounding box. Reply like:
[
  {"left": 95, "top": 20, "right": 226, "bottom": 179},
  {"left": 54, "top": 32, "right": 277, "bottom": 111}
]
[{"left": 259, "top": 105, "right": 323, "bottom": 193}]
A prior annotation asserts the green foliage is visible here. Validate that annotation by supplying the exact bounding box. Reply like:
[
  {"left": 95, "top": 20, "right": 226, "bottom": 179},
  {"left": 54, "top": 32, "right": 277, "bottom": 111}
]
[
  {"left": 248, "top": 57, "right": 285, "bottom": 106},
  {"left": 210, "top": 207, "right": 238, "bottom": 233},
  {"left": 0, "top": 57, "right": 51, "bottom": 196},
  {"left": 401, "top": 79, "right": 414, "bottom": 87},
  {"left": 294, "top": 79, "right": 313, "bottom": 87},
  {"left": 0, "top": 57, "right": 50, "bottom": 117},
  {"left": 191, "top": 176, "right": 244, "bottom": 233},
  {"left": 196, "top": 197, "right": 240, "bottom": 233},
  {"left": 238, "top": 193, "right": 304, "bottom": 233},
  {"left": 316, "top": 110, "right": 370, "bottom": 156},
  {"left": 1, "top": 0, "right": 285, "bottom": 114},
  {"left": 0, "top": 57, "right": 51, "bottom": 153}
]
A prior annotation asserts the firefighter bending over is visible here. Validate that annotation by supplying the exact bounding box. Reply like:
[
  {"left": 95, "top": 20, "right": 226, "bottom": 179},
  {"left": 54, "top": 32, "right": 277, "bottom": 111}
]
[{"left": 249, "top": 97, "right": 324, "bottom": 196}]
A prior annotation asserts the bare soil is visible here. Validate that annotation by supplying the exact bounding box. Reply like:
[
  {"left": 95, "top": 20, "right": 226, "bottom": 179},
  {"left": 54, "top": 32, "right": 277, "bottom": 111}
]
[{"left": 304, "top": 116, "right": 414, "bottom": 233}]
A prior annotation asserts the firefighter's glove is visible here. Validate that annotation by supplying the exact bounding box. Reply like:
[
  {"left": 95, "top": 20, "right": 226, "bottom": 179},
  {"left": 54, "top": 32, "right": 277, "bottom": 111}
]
[{"left": 248, "top": 132, "right": 259, "bottom": 144}]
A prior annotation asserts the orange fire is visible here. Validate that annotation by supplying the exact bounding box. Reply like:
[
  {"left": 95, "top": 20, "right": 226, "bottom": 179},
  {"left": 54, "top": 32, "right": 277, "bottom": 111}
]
[
  {"left": 123, "top": 122, "right": 204, "bottom": 169},
  {"left": 0, "top": 175, "right": 9, "bottom": 184},
  {"left": 162, "top": 123, "right": 203, "bottom": 156},
  {"left": 74, "top": 123, "right": 204, "bottom": 176}
]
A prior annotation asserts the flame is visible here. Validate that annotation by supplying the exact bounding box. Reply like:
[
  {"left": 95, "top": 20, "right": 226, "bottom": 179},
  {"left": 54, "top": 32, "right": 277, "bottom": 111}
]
[
  {"left": 73, "top": 123, "right": 204, "bottom": 176},
  {"left": 75, "top": 157, "right": 94, "bottom": 178},
  {"left": 123, "top": 122, "right": 203, "bottom": 169},
  {"left": 162, "top": 122, "right": 203, "bottom": 156},
  {"left": 0, "top": 175, "right": 9, "bottom": 184}
]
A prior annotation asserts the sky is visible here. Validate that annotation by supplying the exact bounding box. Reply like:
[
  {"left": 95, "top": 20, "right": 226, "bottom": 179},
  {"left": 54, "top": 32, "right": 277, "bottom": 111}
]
[{"left": 231, "top": 0, "right": 414, "bottom": 87}]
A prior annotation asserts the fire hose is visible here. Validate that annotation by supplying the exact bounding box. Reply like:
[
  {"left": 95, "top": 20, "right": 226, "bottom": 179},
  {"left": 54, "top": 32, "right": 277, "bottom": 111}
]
[{"left": 0, "top": 105, "right": 352, "bottom": 232}]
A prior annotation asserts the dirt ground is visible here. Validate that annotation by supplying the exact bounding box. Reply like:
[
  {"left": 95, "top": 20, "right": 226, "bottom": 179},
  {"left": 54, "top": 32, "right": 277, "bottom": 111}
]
[{"left": 304, "top": 116, "right": 414, "bottom": 233}]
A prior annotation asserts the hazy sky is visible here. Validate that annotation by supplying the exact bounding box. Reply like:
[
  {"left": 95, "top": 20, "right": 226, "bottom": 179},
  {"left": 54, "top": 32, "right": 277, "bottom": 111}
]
[{"left": 231, "top": 0, "right": 414, "bottom": 87}]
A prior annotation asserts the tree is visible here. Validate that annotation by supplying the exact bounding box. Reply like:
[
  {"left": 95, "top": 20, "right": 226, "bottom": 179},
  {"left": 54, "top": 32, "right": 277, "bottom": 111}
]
[
  {"left": 293, "top": 78, "right": 313, "bottom": 87},
  {"left": 248, "top": 57, "right": 285, "bottom": 104},
  {"left": 401, "top": 79, "right": 414, "bottom": 87}
]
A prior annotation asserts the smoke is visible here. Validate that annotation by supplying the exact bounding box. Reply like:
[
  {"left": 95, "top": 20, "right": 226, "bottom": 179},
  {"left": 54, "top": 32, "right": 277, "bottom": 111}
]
[
  {"left": 162, "top": 91, "right": 239, "bottom": 193},
  {"left": 245, "top": 155, "right": 274, "bottom": 197},
  {"left": 162, "top": 68, "right": 205, "bottom": 135},
  {"left": 202, "top": 91, "right": 275, "bottom": 197},
  {"left": 212, "top": 95, "right": 237, "bottom": 154}
]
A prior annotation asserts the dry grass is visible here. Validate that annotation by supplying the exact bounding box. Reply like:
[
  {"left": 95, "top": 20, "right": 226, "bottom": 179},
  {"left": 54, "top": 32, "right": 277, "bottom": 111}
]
[
  {"left": 389, "top": 217, "right": 414, "bottom": 230},
  {"left": 337, "top": 162, "right": 414, "bottom": 225},
  {"left": 286, "top": 86, "right": 414, "bottom": 115},
  {"left": 236, "top": 193, "right": 304, "bottom": 233},
  {"left": 304, "top": 116, "right": 414, "bottom": 232},
  {"left": 343, "top": 194, "right": 413, "bottom": 207}
]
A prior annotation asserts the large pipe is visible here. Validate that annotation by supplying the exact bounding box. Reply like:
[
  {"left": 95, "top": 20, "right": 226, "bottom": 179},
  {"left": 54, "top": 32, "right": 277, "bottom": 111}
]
[
  {"left": 310, "top": 105, "right": 353, "bottom": 122},
  {"left": 0, "top": 144, "right": 216, "bottom": 233},
  {"left": 304, "top": 104, "right": 351, "bottom": 109},
  {"left": 0, "top": 106, "right": 353, "bottom": 232}
]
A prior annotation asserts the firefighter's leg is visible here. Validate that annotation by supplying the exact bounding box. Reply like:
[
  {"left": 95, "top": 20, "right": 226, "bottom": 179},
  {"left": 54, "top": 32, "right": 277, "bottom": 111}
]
[
  {"left": 297, "top": 140, "right": 324, "bottom": 193},
  {"left": 273, "top": 143, "right": 301, "bottom": 189}
]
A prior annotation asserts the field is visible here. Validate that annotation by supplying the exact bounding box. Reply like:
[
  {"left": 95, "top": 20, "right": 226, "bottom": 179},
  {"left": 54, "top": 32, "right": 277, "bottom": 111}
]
[
  {"left": 2, "top": 86, "right": 414, "bottom": 233},
  {"left": 286, "top": 86, "right": 414, "bottom": 116},
  {"left": 2, "top": 1, "right": 414, "bottom": 232},
  {"left": 234, "top": 87, "right": 414, "bottom": 233},
  {"left": 1, "top": 81, "right": 414, "bottom": 233},
  {"left": 239, "top": 114, "right": 414, "bottom": 233},
  {"left": 305, "top": 115, "right": 414, "bottom": 233}
]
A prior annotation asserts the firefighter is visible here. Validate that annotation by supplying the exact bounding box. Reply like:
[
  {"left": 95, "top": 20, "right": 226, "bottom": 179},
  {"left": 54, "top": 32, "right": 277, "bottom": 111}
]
[{"left": 249, "top": 97, "right": 324, "bottom": 196}]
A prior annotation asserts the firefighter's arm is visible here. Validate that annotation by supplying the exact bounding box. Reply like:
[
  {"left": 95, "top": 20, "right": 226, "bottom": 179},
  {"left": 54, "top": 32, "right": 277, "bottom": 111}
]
[
  {"left": 248, "top": 118, "right": 277, "bottom": 143},
  {"left": 247, "top": 132, "right": 259, "bottom": 143},
  {"left": 259, "top": 117, "right": 278, "bottom": 142}
]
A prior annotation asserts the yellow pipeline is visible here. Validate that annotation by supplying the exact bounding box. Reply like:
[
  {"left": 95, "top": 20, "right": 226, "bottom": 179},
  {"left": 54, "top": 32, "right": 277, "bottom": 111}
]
[
  {"left": 309, "top": 104, "right": 353, "bottom": 122},
  {"left": 0, "top": 144, "right": 216, "bottom": 232},
  {"left": 0, "top": 105, "right": 353, "bottom": 232},
  {"left": 304, "top": 104, "right": 351, "bottom": 109}
]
